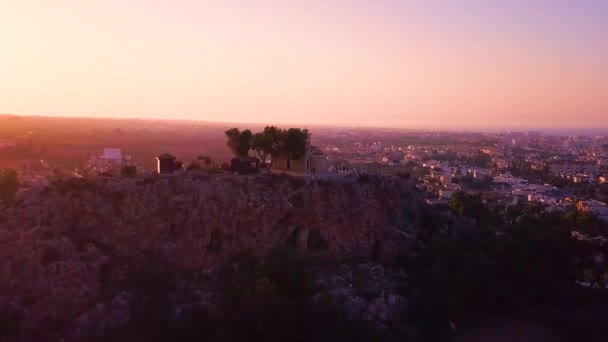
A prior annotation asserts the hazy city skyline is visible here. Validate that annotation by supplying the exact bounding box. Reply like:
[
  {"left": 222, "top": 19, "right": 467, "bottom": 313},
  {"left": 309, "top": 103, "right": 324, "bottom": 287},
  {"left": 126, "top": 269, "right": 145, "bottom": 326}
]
[{"left": 1, "top": 0, "right": 607, "bottom": 129}]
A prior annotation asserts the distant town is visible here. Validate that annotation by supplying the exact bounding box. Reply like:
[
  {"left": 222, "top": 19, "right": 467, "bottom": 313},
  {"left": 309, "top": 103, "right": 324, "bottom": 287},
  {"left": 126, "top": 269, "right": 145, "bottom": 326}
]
[
  {"left": 2, "top": 116, "right": 608, "bottom": 340},
  {"left": 2, "top": 116, "right": 607, "bottom": 224}
]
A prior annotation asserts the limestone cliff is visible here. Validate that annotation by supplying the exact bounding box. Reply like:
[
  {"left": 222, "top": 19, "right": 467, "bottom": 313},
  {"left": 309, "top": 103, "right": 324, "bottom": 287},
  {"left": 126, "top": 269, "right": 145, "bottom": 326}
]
[{"left": 0, "top": 173, "right": 423, "bottom": 340}]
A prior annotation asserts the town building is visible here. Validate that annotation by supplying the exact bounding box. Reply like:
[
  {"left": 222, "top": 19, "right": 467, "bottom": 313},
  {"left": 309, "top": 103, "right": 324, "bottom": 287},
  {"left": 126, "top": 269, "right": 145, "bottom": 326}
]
[
  {"left": 381, "top": 153, "right": 405, "bottom": 166},
  {"left": 577, "top": 200, "right": 608, "bottom": 222},
  {"left": 157, "top": 153, "right": 176, "bottom": 174},
  {"left": 528, "top": 193, "right": 561, "bottom": 205},
  {"left": 87, "top": 148, "right": 131, "bottom": 173},
  {"left": 103, "top": 148, "right": 124, "bottom": 164},
  {"left": 546, "top": 161, "right": 599, "bottom": 176},
  {"left": 494, "top": 173, "right": 529, "bottom": 186},
  {"left": 572, "top": 174, "right": 591, "bottom": 183},
  {"left": 308, "top": 146, "right": 330, "bottom": 172}
]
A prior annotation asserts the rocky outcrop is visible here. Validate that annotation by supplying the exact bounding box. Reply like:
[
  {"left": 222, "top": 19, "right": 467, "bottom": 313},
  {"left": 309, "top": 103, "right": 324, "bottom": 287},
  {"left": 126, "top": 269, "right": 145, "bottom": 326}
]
[
  {"left": 0, "top": 173, "right": 423, "bottom": 340},
  {"left": 313, "top": 261, "right": 408, "bottom": 327}
]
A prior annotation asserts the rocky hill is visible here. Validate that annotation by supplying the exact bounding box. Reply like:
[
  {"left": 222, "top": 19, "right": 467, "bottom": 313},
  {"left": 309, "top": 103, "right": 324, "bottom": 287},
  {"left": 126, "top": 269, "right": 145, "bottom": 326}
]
[{"left": 0, "top": 173, "right": 424, "bottom": 340}]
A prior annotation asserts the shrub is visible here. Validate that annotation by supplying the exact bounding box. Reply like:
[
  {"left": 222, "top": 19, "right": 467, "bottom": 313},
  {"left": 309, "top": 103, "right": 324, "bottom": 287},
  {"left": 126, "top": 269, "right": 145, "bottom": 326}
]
[
  {"left": 357, "top": 173, "right": 370, "bottom": 183},
  {"left": 121, "top": 165, "right": 137, "bottom": 177},
  {"left": 0, "top": 169, "right": 19, "bottom": 205},
  {"left": 40, "top": 246, "right": 61, "bottom": 266}
]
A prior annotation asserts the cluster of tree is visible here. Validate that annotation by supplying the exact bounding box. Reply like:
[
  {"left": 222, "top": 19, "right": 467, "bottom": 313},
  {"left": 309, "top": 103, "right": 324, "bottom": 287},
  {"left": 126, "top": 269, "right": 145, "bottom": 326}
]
[
  {"left": 103, "top": 246, "right": 404, "bottom": 342},
  {"left": 598, "top": 183, "right": 608, "bottom": 202},
  {"left": 422, "top": 151, "right": 492, "bottom": 168},
  {"left": 103, "top": 195, "right": 608, "bottom": 341},
  {"left": 507, "top": 159, "right": 589, "bottom": 189},
  {"left": 0, "top": 169, "right": 19, "bottom": 205},
  {"left": 506, "top": 158, "right": 552, "bottom": 181},
  {"left": 225, "top": 126, "right": 307, "bottom": 169},
  {"left": 569, "top": 182, "right": 598, "bottom": 199},
  {"left": 120, "top": 165, "right": 137, "bottom": 178},
  {"left": 39, "top": 189, "right": 607, "bottom": 342},
  {"left": 450, "top": 191, "right": 485, "bottom": 217},
  {"left": 398, "top": 195, "right": 608, "bottom": 341},
  {"left": 508, "top": 159, "right": 605, "bottom": 198},
  {"left": 466, "top": 152, "right": 493, "bottom": 168}
]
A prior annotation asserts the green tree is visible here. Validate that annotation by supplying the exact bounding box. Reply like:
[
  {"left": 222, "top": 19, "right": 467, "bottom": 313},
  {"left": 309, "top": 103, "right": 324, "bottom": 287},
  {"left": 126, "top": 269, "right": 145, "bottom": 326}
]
[
  {"left": 0, "top": 169, "right": 19, "bottom": 205},
  {"left": 197, "top": 155, "right": 213, "bottom": 167},
  {"left": 173, "top": 160, "right": 183, "bottom": 171},
  {"left": 120, "top": 165, "right": 137, "bottom": 178},
  {"left": 450, "top": 191, "right": 484, "bottom": 217},
  {"left": 249, "top": 126, "right": 287, "bottom": 169},
  {"left": 186, "top": 162, "right": 202, "bottom": 172},
  {"left": 226, "top": 126, "right": 307, "bottom": 168},
  {"left": 216, "top": 246, "right": 335, "bottom": 341},
  {"left": 251, "top": 132, "right": 273, "bottom": 163},
  {"left": 283, "top": 128, "right": 307, "bottom": 160},
  {"left": 225, "top": 128, "right": 253, "bottom": 158},
  {"left": 260, "top": 126, "right": 286, "bottom": 169}
]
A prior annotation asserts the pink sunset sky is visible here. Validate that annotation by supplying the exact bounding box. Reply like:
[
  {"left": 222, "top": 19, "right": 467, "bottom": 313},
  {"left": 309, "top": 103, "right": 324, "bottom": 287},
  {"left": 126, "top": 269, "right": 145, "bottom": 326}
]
[{"left": 1, "top": 0, "right": 607, "bottom": 129}]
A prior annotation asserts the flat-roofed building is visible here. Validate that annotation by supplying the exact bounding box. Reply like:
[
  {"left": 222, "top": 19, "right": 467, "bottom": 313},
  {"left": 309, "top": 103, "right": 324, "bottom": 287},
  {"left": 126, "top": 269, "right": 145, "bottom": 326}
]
[{"left": 547, "top": 161, "right": 599, "bottom": 176}]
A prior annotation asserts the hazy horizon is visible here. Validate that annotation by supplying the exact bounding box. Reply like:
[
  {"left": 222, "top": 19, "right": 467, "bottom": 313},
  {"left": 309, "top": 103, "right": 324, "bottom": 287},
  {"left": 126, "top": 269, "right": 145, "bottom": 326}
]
[
  {"left": 3, "top": 112, "right": 607, "bottom": 136},
  {"left": 1, "top": 1, "right": 607, "bottom": 128}
]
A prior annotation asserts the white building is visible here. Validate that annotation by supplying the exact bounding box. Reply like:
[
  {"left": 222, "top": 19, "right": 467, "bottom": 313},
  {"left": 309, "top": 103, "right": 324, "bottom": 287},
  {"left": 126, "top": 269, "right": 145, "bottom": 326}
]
[
  {"left": 528, "top": 193, "right": 560, "bottom": 205},
  {"left": 422, "top": 160, "right": 442, "bottom": 168},
  {"left": 547, "top": 161, "right": 599, "bottom": 176},
  {"left": 87, "top": 148, "right": 130, "bottom": 173},
  {"left": 103, "top": 148, "right": 124, "bottom": 162},
  {"left": 472, "top": 168, "right": 490, "bottom": 179},
  {"left": 572, "top": 174, "right": 591, "bottom": 183},
  {"left": 494, "top": 173, "right": 529, "bottom": 186}
]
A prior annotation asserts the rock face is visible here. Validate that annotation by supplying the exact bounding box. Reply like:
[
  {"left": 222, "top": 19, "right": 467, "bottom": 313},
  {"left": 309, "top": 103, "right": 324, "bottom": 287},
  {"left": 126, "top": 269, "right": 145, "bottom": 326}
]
[
  {"left": 313, "top": 261, "right": 408, "bottom": 327},
  {"left": 0, "top": 173, "right": 422, "bottom": 340}
]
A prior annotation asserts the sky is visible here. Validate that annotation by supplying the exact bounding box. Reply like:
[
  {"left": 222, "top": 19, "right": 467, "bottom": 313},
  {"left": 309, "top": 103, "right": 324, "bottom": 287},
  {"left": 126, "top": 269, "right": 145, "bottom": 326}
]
[{"left": 1, "top": 0, "right": 607, "bottom": 129}]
